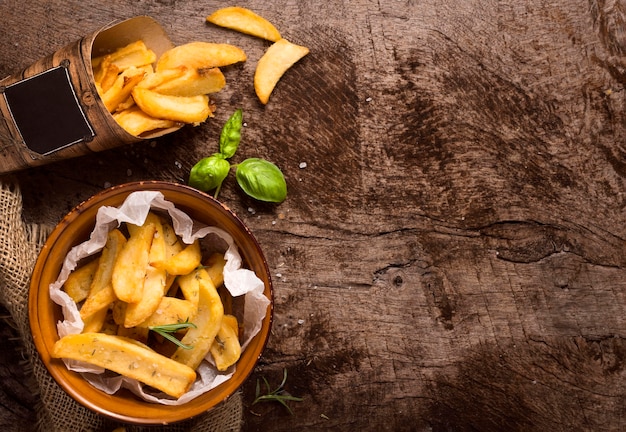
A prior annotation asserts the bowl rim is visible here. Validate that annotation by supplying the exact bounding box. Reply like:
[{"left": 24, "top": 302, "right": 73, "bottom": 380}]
[{"left": 28, "top": 180, "right": 274, "bottom": 424}]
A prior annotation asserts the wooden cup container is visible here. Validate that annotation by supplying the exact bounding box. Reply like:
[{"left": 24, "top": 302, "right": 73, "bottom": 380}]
[{"left": 0, "top": 16, "right": 175, "bottom": 174}]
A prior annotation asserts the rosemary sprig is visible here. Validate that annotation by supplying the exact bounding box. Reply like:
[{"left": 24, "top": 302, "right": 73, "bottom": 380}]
[
  {"left": 149, "top": 321, "right": 197, "bottom": 350},
  {"left": 252, "top": 368, "right": 303, "bottom": 415}
]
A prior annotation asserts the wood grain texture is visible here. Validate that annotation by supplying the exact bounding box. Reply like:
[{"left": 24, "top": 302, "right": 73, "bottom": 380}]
[{"left": 0, "top": 0, "right": 625, "bottom": 431}]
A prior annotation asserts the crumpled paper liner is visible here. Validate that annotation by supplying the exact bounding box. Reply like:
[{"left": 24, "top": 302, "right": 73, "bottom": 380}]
[{"left": 49, "top": 190, "right": 270, "bottom": 404}]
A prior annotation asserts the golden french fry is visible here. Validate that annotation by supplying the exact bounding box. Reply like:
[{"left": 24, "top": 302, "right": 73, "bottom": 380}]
[
  {"left": 136, "top": 297, "right": 197, "bottom": 328},
  {"left": 52, "top": 332, "right": 196, "bottom": 399},
  {"left": 145, "top": 212, "right": 167, "bottom": 267},
  {"left": 111, "top": 222, "right": 156, "bottom": 304},
  {"left": 222, "top": 314, "right": 239, "bottom": 334},
  {"left": 153, "top": 67, "right": 226, "bottom": 97},
  {"left": 82, "top": 307, "right": 108, "bottom": 333},
  {"left": 177, "top": 268, "right": 201, "bottom": 309},
  {"left": 95, "top": 57, "right": 120, "bottom": 92},
  {"left": 162, "top": 221, "right": 184, "bottom": 256},
  {"left": 207, "top": 6, "right": 281, "bottom": 42},
  {"left": 171, "top": 269, "right": 224, "bottom": 370},
  {"left": 132, "top": 87, "right": 212, "bottom": 124},
  {"left": 112, "top": 300, "right": 127, "bottom": 326},
  {"left": 63, "top": 259, "right": 99, "bottom": 304},
  {"left": 210, "top": 314, "right": 241, "bottom": 371},
  {"left": 101, "top": 67, "right": 146, "bottom": 113},
  {"left": 80, "top": 285, "right": 116, "bottom": 321},
  {"left": 93, "top": 40, "right": 157, "bottom": 71},
  {"left": 155, "top": 42, "right": 246, "bottom": 72},
  {"left": 113, "top": 107, "right": 181, "bottom": 137},
  {"left": 161, "top": 239, "right": 202, "bottom": 275},
  {"left": 136, "top": 67, "right": 188, "bottom": 90},
  {"left": 79, "top": 229, "right": 127, "bottom": 321},
  {"left": 204, "top": 252, "right": 226, "bottom": 287},
  {"left": 254, "top": 38, "right": 309, "bottom": 104},
  {"left": 123, "top": 265, "right": 168, "bottom": 328}
]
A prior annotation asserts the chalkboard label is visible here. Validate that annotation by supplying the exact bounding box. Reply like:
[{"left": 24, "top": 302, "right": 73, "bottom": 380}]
[{"left": 2, "top": 65, "right": 95, "bottom": 156}]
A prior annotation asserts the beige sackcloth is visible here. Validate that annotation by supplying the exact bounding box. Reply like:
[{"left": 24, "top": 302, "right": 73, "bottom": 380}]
[{"left": 0, "top": 180, "right": 242, "bottom": 432}]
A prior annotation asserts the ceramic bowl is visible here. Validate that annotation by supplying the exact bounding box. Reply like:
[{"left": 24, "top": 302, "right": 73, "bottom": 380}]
[{"left": 28, "top": 181, "right": 273, "bottom": 424}]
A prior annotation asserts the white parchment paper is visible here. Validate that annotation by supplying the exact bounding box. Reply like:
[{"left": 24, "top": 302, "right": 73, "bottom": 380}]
[{"left": 48, "top": 190, "right": 270, "bottom": 404}]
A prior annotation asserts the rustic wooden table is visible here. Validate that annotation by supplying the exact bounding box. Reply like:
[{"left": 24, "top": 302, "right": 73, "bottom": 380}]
[{"left": 1, "top": 1, "right": 625, "bottom": 431}]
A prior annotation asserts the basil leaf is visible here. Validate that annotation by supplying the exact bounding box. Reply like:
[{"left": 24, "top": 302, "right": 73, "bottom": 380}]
[
  {"left": 188, "top": 153, "right": 231, "bottom": 193},
  {"left": 236, "top": 158, "right": 287, "bottom": 203},
  {"left": 219, "top": 108, "right": 243, "bottom": 159}
]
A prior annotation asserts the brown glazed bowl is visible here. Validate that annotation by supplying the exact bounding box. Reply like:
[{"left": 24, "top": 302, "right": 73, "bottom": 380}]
[{"left": 28, "top": 181, "right": 273, "bottom": 425}]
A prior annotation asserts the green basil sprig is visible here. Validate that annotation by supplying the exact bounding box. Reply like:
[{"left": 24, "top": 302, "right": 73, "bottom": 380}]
[
  {"left": 188, "top": 109, "right": 287, "bottom": 203},
  {"left": 236, "top": 158, "right": 287, "bottom": 203},
  {"left": 219, "top": 108, "right": 242, "bottom": 159}
]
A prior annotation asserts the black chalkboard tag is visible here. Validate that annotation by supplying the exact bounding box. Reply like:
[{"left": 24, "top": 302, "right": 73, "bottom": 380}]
[{"left": 3, "top": 64, "right": 95, "bottom": 156}]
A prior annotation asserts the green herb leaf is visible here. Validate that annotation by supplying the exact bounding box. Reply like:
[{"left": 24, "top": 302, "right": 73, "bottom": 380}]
[
  {"left": 219, "top": 108, "right": 243, "bottom": 159},
  {"left": 188, "top": 153, "right": 231, "bottom": 197},
  {"left": 236, "top": 158, "right": 287, "bottom": 203},
  {"left": 149, "top": 321, "right": 197, "bottom": 350},
  {"left": 252, "top": 368, "right": 302, "bottom": 415}
]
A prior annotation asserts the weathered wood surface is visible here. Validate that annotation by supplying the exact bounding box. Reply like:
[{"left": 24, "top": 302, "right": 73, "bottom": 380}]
[{"left": 1, "top": 0, "right": 625, "bottom": 430}]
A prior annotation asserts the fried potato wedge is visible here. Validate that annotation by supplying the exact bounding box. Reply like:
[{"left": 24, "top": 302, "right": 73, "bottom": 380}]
[
  {"left": 160, "top": 239, "right": 202, "bottom": 276},
  {"left": 136, "top": 67, "right": 187, "bottom": 90},
  {"left": 153, "top": 67, "right": 226, "bottom": 97},
  {"left": 101, "top": 67, "right": 146, "bottom": 113},
  {"left": 156, "top": 42, "right": 246, "bottom": 71},
  {"left": 177, "top": 269, "right": 201, "bottom": 309},
  {"left": 93, "top": 40, "right": 157, "bottom": 71},
  {"left": 63, "top": 259, "right": 98, "bottom": 304},
  {"left": 80, "top": 229, "right": 127, "bottom": 321},
  {"left": 204, "top": 252, "right": 226, "bottom": 288},
  {"left": 95, "top": 59, "right": 120, "bottom": 93},
  {"left": 111, "top": 222, "right": 156, "bottom": 304},
  {"left": 124, "top": 265, "right": 168, "bottom": 328},
  {"left": 210, "top": 314, "right": 241, "bottom": 371},
  {"left": 52, "top": 332, "right": 196, "bottom": 399},
  {"left": 254, "top": 38, "right": 309, "bottom": 104},
  {"left": 207, "top": 6, "right": 281, "bottom": 42},
  {"left": 144, "top": 212, "right": 167, "bottom": 267},
  {"left": 82, "top": 307, "right": 108, "bottom": 334},
  {"left": 171, "top": 269, "right": 224, "bottom": 370},
  {"left": 113, "top": 107, "right": 182, "bottom": 137},
  {"left": 132, "top": 87, "right": 212, "bottom": 124},
  {"left": 136, "top": 297, "right": 197, "bottom": 328}
]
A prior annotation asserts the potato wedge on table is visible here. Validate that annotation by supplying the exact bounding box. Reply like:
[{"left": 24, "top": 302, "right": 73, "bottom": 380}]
[
  {"left": 207, "top": 6, "right": 282, "bottom": 42},
  {"left": 52, "top": 332, "right": 196, "bottom": 399},
  {"left": 254, "top": 38, "right": 309, "bottom": 104},
  {"left": 132, "top": 87, "right": 212, "bottom": 124},
  {"left": 155, "top": 42, "right": 247, "bottom": 71}
]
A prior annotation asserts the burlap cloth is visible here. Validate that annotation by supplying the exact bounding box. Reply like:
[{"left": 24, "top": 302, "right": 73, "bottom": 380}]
[{"left": 0, "top": 180, "right": 243, "bottom": 432}]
